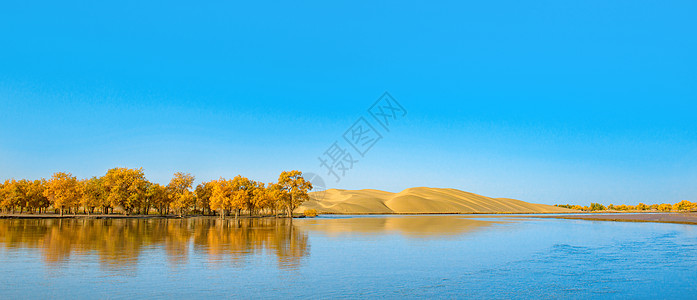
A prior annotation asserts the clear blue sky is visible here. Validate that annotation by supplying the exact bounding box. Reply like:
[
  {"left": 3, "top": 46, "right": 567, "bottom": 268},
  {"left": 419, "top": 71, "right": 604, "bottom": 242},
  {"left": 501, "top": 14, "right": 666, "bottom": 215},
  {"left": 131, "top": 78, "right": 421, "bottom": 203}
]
[{"left": 1, "top": 0, "right": 696, "bottom": 205}]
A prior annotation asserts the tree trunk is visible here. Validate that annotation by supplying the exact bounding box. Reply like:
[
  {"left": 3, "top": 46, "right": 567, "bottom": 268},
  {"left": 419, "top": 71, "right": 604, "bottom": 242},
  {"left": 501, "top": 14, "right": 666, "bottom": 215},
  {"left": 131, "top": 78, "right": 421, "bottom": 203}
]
[
  {"left": 60, "top": 208, "right": 63, "bottom": 217},
  {"left": 287, "top": 194, "right": 294, "bottom": 218}
]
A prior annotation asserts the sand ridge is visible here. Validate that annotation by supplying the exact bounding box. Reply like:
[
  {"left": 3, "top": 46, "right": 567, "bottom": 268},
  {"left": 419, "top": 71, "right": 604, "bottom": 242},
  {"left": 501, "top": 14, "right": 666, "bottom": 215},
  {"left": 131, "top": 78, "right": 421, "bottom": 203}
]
[{"left": 297, "top": 187, "right": 576, "bottom": 214}]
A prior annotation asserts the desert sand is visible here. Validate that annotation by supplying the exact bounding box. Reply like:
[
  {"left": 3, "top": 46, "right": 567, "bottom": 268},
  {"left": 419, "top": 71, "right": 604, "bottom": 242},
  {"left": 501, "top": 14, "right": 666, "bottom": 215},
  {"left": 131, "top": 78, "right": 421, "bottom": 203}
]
[{"left": 296, "top": 187, "right": 576, "bottom": 214}]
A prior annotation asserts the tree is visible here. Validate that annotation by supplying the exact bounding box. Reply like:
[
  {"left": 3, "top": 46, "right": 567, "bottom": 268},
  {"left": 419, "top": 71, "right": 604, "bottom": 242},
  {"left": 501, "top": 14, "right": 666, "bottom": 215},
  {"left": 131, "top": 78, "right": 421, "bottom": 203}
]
[
  {"left": 171, "top": 190, "right": 195, "bottom": 217},
  {"left": 278, "top": 171, "right": 313, "bottom": 218},
  {"left": 102, "top": 168, "right": 148, "bottom": 215},
  {"left": 195, "top": 182, "right": 213, "bottom": 215},
  {"left": 673, "top": 200, "right": 694, "bottom": 212},
  {"left": 79, "top": 176, "right": 107, "bottom": 215},
  {"left": 231, "top": 176, "right": 256, "bottom": 217},
  {"left": 252, "top": 182, "right": 274, "bottom": 216},
  {"left": 265, "top": 183, "right": 285, "bottom": 217},
  {"left": 167, "top": 172, "right": 195, "bottom": 217},
  {"left": 210, "top": 178, "right": 233, "bottom": 218},
  {"left": 636, "top": 203, "right": 649, "bottom": 211},
  {"left": 26, "top": 179, "right": 49, "bottom": 213},
  {"left": 147, "top": 183, "right": 169, "bottom": 215},
  {"left": 1, "top": 179, "right": 29, "bottom": 214},
  {"left": 590, "top": 203, "right": 606, "bottom": 211},
  {"left": 44, "top": 172, "right": 80, "bottom": 216},
  {"left": 616, "top": 204, "right": 629, "bottom": 211},
  {"left": 658, "top": 203, "right": 672, "bottom": 212}
]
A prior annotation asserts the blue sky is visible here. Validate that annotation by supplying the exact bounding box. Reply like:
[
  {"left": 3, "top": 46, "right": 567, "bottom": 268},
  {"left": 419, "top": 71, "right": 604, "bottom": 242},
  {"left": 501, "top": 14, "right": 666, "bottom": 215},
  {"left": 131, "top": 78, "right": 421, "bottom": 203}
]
[{"left": 1, "top": 0, "right": 696, "bottom": 205}]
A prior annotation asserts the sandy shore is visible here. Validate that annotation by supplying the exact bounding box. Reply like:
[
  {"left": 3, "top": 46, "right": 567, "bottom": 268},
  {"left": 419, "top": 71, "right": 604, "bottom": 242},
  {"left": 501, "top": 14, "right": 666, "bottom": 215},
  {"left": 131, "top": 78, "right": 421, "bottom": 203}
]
[{"left": 531, "top": 213, "right": 697, "bottom": 225}]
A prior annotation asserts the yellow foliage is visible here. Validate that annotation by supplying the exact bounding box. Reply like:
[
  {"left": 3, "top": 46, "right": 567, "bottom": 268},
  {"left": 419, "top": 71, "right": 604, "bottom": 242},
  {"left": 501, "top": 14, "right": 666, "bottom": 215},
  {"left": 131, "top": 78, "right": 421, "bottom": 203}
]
[
  {"left": 658, "top": 203, "right": 672, "bottom": 212},
  {"left": 168, "top": 172, "right": 195, "bottom": 216},
  {"left": 278, "top": 170, "right": 313, "bottom": 217},
  {"left": 673, "top": 200, "right": 695, "bottom": 212},
  {"left": 102, "top": 168, "right": 148, "bottom": 214},
  {"left": 303, "top": 209, "right": 318, "bottom": 217},
  {"left": 44, "top": 172, "right": 80, "bottom": 215}
]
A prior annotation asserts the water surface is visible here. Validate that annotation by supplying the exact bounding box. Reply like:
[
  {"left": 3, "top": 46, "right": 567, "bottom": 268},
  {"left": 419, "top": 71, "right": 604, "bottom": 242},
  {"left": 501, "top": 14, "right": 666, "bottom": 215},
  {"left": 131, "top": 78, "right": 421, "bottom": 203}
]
[{"left": 0, "top": 215, "right": 695, "bottom": 298}]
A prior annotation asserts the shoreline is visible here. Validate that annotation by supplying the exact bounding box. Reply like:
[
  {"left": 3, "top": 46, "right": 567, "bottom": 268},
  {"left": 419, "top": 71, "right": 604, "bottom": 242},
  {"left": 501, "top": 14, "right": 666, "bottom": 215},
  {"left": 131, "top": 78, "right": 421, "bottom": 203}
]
[
  {"left": 2, "top": 212, "right": 696, "bottom": 226},
  {"left": 0, "top": 214, "right": 298, "bottom": 220},
  {"left": 0, "top": 211, "right": 584, "bottom": 219},
  {"left": 527, "top": 213, "right": 697, "bottom": 225}
]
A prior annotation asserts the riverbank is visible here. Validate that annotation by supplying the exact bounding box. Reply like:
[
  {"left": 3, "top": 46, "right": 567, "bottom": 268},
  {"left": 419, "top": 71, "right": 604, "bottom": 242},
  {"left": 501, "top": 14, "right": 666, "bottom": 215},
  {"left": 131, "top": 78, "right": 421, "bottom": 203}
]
[
  {"left": 0, "top": 214, "right": 299, "bottom": 219},
  {"left": 530, "top": 213, "right": 697, "bottom": 225}
]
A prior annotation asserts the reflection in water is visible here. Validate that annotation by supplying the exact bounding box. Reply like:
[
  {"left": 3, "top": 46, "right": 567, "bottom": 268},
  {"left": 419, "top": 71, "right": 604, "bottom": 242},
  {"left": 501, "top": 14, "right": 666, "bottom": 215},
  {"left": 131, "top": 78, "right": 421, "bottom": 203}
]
[
  {"left": 0, "top": 218, "right": 309, "bottom": 270},
  {"left": 0, "top": 216, "right": 497, "bottom": 272},
  {"left": 295, "top": 215, "right": 497, "bottom": 238}
]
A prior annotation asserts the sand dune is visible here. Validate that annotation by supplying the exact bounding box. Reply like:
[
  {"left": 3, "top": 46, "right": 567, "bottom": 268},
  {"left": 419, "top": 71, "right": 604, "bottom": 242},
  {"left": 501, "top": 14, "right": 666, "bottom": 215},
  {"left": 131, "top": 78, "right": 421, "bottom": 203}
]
[{"left": 297, "top": 187, "right": 576, "bottom": 214}]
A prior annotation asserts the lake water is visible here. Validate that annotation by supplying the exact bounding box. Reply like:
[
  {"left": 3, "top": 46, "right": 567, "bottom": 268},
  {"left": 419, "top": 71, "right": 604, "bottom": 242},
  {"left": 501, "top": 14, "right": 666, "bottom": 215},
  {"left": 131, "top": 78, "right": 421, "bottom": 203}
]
[{"left": 1, "top": 215, "right": 696, "bottom": 299}]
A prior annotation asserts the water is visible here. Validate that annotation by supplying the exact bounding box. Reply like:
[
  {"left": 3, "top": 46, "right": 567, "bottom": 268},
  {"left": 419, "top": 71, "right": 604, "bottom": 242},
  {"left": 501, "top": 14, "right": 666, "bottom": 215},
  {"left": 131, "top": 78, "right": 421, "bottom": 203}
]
[{"left": 0, "top": 215, "right": 696, "bottom": 299}]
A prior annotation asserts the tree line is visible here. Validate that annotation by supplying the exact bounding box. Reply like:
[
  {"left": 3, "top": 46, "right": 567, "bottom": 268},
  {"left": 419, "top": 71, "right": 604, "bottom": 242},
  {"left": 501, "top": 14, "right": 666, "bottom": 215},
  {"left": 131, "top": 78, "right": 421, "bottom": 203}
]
[
  {"left": 0, "top": 168, "right": 313, "bottom": 218},
  {"left": 555, "top": 200, "right": 697, "bottom": 212}
]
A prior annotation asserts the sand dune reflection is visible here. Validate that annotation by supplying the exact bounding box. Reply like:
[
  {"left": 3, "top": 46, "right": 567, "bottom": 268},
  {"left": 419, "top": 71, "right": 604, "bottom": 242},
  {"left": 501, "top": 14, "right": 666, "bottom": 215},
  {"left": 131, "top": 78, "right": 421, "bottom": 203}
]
[{"left": 295, "top": 215, "right": 498, "bottom": 238}]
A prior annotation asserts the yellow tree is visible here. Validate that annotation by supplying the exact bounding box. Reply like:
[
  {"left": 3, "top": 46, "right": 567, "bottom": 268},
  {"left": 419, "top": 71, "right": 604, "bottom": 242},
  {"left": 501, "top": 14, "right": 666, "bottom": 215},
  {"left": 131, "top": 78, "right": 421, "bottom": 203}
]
[
  {"left": 230, "top": 189, "right": 248, "bottom": 218},
  {"left": 0, "top": 180, "right": 3, "bottom": 212},
  {"left": 658, "top": 203, "right": 672, "bottom": 212},
  {"left": 673, "top": 200, "right": 694, "bottom": 212},
  {"left": 171, "top": 190, "right": 195, "bottom": 217},
  {"left": 167, "top": 172, "right": 195, "bottom": 217},
  {"left": 195, "top": 182, "right": 213, "bottom": 215},
  {"left": 79, "top": 177, "right": 106, "bottom": 215},
  {"left": 265, "top": 183, "right": 285, "bottom": 217},
  {"left": 210, "top": 178, "right": 233, "bottom": 218},
  {"left": 102, "top": 168, "right": 148, "bottom": 215},
  {"left": 252, "top": 182, "right": 273, "bottom": 216},
  {"left": 44, "top": 172, "right": 80, "bottom": 216},
  {"left": 231, "top": 175, "right": 255, "bottom": 216},
  {"left": 26, "top": 179, "right": 50, "bottom": 214},
  {"left": 147, "top": 183, "right": 169, "bottom": 215},
  {"left": 0, "top": 179, "right": 29, "bottom": 214},
  {"left": 278, "top": 170, "right": 313, "bottom": 218}
]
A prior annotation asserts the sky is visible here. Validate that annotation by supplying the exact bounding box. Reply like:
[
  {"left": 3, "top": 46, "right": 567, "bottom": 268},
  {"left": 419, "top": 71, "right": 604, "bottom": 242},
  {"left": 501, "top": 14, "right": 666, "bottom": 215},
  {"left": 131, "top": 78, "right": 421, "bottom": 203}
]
[{"left": 1, "top": 0, "right": 696, "bottom": 205}]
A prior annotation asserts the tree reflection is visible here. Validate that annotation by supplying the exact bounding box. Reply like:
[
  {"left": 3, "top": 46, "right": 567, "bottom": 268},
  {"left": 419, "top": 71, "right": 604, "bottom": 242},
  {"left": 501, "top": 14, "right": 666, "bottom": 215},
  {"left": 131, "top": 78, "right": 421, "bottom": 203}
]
[{"left": 0, "top": 218, "right": 309, "bottom": 270}]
